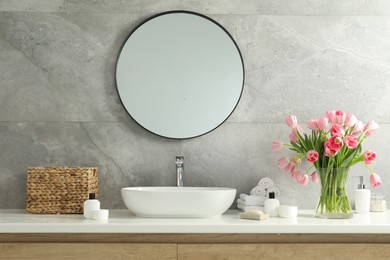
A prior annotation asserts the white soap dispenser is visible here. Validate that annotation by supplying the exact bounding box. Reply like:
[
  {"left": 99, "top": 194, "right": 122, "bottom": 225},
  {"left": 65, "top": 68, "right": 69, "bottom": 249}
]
[
  {"left": 264, "top": 191, "right": 280, "bottom": 217},
  {"left": 83, "top": 193, "right": 100, "bottom": 219},
  {"left": 354, "top": 176, "right": 370, "bottom": 214}
]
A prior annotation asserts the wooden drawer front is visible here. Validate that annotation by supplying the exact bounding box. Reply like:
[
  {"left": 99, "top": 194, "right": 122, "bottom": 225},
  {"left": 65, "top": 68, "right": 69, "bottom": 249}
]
[
  {"left": 178, "top": 243, "right": 390, "bottom": 260},
  {"left": 0, "top": 243, "right": 177, "bottom": 260}
]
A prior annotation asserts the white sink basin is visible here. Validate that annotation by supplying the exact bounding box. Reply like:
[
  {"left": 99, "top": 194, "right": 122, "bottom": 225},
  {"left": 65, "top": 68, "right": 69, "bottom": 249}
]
[{"left": 121, "top": 187, "right": 236, "bottom": 218}]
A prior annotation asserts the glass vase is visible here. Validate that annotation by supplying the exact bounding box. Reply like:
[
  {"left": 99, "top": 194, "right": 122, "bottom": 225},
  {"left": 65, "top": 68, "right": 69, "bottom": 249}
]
[{"left": 316, "top": 167, "right": 353, "bottom": 219}]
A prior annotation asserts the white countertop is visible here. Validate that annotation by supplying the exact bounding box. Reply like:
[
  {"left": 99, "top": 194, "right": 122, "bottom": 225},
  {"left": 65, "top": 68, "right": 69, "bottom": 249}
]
[{"left": 1, "top": 209, "right": 390, "bottom": 234}]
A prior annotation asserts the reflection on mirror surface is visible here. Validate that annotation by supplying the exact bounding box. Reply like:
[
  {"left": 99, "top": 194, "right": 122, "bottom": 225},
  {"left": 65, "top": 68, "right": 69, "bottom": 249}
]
[{"left": 116, "top": 11, "right": 244, "bottom": 139}]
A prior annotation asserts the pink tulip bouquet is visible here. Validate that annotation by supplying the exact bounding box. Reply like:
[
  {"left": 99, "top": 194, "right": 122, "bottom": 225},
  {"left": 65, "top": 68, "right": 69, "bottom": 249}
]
[{"left": 272, "top": 110, "right": 381, "bottom": 218}]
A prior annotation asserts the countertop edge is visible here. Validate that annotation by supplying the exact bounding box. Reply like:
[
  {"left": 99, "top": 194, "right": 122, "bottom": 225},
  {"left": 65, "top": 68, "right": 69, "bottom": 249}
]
[
  {"left": 1, "top": 232, "right": 390, "bottom": 243},
  {"left": 1, "top": 209, "right": 390, "bottom": 234}
]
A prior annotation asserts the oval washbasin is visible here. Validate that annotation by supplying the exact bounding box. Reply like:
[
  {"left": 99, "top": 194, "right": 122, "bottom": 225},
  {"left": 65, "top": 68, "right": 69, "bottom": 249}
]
[{"left": 121, "top": 187, "right": 236, "bottom": 218}]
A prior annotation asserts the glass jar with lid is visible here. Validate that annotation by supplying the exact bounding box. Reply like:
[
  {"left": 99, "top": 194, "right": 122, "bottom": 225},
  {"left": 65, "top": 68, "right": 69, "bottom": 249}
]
[{"left": 370, "top": 193, "right": 387, "bottom": 212}]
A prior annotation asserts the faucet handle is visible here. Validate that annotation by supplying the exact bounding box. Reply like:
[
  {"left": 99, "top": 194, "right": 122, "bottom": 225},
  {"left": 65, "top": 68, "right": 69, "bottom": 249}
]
[{"left": 175, "top": 156, "right": 184, "bottom": 166}]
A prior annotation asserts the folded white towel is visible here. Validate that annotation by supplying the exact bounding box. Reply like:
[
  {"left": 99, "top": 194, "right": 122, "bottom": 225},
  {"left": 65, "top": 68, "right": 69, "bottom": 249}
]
[
  {"left": 237, "top": 198, "right": 245, "bottom": 205},
  {"left": 237, "top": 199, "right": 265, "bottom": 207},
  {"left": 239, "top": 193, "right": 248, "bottom": 200},
  {"left": 237, "top": 204, "right": 265, "bottom": 212},
  {"left": 267, "top": 186, "right": 280, "bottom": 197},
  {"left": 258, "top": 177, "right": 274, "bottom": 189},
  {"left": 237, "top": 194, "right": 266, "bottom": 206},
  {"left": 250, "top": 186, "right": 266, "bottom": 197}
]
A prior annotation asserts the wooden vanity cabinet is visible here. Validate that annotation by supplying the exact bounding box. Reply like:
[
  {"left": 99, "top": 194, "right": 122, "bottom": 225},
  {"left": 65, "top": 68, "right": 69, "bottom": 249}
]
[{"left": 1, "top": 233, "right": 390, "bottom": 260}]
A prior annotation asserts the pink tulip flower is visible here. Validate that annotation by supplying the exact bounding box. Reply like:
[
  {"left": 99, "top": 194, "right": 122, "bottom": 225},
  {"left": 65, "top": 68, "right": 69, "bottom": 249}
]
[
  {"left": 364, "top": 150, "right": 377, "bottom": 165},
  {"left": 363, "top": 120, "right": 379, "bottom": 137},
  {"left": 326, "top": 110, "right": 336, "bottom": 125},
  {"left": 324, "top": 141, "right": 338, "bottom": 157},
  {"left": 330, "top": 124, "right": 345, "bottom": 137},
  {"left": 335, "top": 110, "right": 346, "bottom": 125},
  {"left": 317, "top": 118, "right": 329, "bottom": 130},
  {"left": 289, "top": 131, "right": 298, "bottom": 143},
  {"left": 285, "top": 162, "right": 295, "bottom": 174},
  {"left": 282, "top": 158, "right": 301, "bottom": 175},
  {"left": 306, "top": 150, "right": 319, "bottom": 163},
  {"left": 327, "top": 136, "right": 343, "bottom": 151},
  {"left": 293, "top": 170, "right": 304, "bottom": 182},
  {"left": 300, "top": 174, "right": 309, "bottom": 186},
  {"left": 325, "top": 146, "right": 335, "bottom": 157},
  {"left": 352, "top": 121, "right": 364, "bottom": 136},
  {"left": 280, "top": 158, "right": 297, "bottom": 174},
  {"left": 327, "top": 110, "right": 347, "bottom": 125},
  {"left": 370, "top": 173, "right": 382, "bottom": 187},
  {"left": 294, "top": 170, "right": 309, "bottom": 186},
  {"left": 307, "top": 118, "right": 328, "bottom": 131},
  {"left": 277, "top": 157, "right": 290, "bottom": 169},
  {"left": 272, "top": 140, "right": 284, "bottom": 152},
  {"left": 345, "top": 113, "right": 358, "bottom": 128},
  {"left": 343, "top": 135, "right": 358, "bottom": 149},
  {"left": 285, "top": 115, "right": 298, "bottom": 128},
  {"left": 310, "top": 171, "right": 319, "bottom": 183},
  {"left": 307, "top": 119, "right": 318, "bottom": 130}
]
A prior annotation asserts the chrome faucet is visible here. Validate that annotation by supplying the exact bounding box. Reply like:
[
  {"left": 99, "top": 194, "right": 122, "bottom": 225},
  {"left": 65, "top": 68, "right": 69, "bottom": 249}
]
[{"left": 175, "top": 156, "right": 184, "bottom": 187}]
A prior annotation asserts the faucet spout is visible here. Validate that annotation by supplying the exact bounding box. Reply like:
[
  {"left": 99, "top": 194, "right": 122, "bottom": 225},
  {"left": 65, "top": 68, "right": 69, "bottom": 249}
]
[{"left": 175, "top": 156, "right": 184, "bottom": 187}]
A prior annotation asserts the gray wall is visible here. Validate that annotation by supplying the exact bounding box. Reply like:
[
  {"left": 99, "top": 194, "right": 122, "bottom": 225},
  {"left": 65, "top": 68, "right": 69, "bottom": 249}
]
[{"left": 1, "top": 0, "right": 390, "bottom": 209}]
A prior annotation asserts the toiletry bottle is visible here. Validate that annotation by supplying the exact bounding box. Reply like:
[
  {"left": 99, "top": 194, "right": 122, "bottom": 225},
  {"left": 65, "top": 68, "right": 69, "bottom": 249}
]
[
  {"left": 84, "top": 193, "right": 100, "bottom": 219},
  {"left": 354, "top": 176, "right": 370, "bottom": 214},
  {"left": 264, "top": 191, "right": 280, "bottom": 217}
]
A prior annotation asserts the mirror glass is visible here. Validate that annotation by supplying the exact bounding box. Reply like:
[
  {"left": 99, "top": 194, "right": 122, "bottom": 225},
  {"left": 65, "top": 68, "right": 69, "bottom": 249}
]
[{"left": 116, "top": 11, "right": 244, "bottom": 139}]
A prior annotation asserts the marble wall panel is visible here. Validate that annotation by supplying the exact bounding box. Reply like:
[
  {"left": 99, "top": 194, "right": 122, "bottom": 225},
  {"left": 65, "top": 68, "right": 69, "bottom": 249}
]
[
  {"left": 182, "top": 0, "right": 390, "bottom": 15},
  {"left": 0, "top": 0, "right": 63, "bottom": 12},
  {"left": 0, "top": 12, "right": 148, "bottom": 122},
  {"left": 62, "top": 0, "right": 182, "bottom": 14},
  {"left": 216, "top": 15, "right": 390, "bottom": 123},
  {"left": 0, "top": 0, "right": 182, "bottom": 13},
  {"left": 0, "top": 122, "right": 180, "bottom": 209},
  {"left": 0, "top": 0, "right": 389, "bottom": 209}
]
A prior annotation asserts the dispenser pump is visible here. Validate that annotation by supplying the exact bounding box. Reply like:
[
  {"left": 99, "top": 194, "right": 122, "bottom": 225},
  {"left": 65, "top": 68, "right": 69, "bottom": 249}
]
[
  {"left": 357, "top": 176, "right": 365, "bottom": 189},
  {"left": 354, "top": 175, "right": 370, "bottom": 214}
]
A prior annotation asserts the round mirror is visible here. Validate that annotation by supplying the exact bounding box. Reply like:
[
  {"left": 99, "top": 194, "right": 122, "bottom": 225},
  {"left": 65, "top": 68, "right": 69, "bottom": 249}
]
[{"left": 116, "top": 11, "right": 244, "bottom": 139}]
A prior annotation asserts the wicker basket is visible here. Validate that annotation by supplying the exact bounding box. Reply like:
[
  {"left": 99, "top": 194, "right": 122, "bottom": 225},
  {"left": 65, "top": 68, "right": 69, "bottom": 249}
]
[{"left": 26, "top": 167, "right": 98, "bottom": 214}]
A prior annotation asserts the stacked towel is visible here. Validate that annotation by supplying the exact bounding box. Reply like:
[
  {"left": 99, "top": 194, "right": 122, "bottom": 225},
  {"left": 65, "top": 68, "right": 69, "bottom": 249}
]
[
  {"left": 238, "top": 177, "right": 281, "bottom": 211},
  {"left": 236, "top": 194, "right": 266, "bottom": 212},
  {"left": 251, "top": 177, "right": 280, "bottom": 197},
  {"left": 238, "top": 194, "right": 266, "bottom": 205},
  {"left": 250, "top": 186, "right": 266, "bottom": 196},
  {"left": 258, "top": 177, "right": 274, "bottom": 189},
  {"left": 237, "top": 204, "right": 264, "bottom": 212}
]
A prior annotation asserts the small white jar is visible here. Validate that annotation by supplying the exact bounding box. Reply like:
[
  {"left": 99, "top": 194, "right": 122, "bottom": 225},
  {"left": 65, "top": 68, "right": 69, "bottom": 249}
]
[
  {"left": 92, "top": 209, "right": 109, "bottom": 221},
  {"left": 278, "top": 205, "right": 298, "bottom": 218}
]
